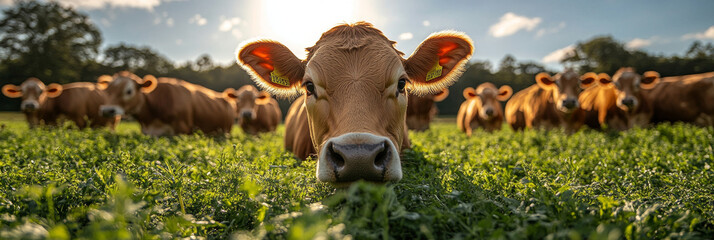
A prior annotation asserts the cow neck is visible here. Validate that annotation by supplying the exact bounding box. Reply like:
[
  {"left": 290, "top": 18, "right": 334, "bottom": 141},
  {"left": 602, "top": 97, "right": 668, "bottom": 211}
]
[
  {"left": 132, "top": 92, "right": 155, "bottom": 123},
  {"left": 631, "top": 90, "right": 653, "bottom": 116}
]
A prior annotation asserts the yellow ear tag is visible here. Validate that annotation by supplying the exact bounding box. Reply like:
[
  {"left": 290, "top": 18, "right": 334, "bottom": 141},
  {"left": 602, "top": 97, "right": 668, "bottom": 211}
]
[
  {"left": 270, "top": 70, "right": 290, "bottom": 87},
  {"left": 425, "top": 61, "right": 443, "bottom": 82}
]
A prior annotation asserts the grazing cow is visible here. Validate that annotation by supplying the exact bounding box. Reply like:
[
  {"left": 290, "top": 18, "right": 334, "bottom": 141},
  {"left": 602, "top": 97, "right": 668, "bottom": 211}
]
[
  {"left": 284, "top": 95, "right": 317, "bottom": 159},
  {"left": 579, "top": 68, "right": 661, "bottom": 130},
  {"left": 98, "top": 72, "right": 237, "bottom": 136},
  {"left": 2, "top": 78, "right": 119, "bottom": 129},
  {"left": 648, "top": 71, "right": 714, "bottom": 126},
  {"left": 505, "top": 70, "right": 597, "bottom": 132},
  {"left": 237, "top": 22, "right": 473, "bottom": 184},
  {"left": 406, "top": 89, "right": 449, "bottom": 131},
  {"left": 457, "top": 83, "right": 512, "bottom": 135},
  {"left": 228, "top": 85, "right": 282, "bottom": 134}
]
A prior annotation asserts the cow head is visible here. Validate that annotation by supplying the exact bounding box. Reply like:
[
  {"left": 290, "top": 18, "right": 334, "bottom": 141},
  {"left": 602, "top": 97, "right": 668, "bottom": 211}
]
[
  {"left": 98, "top": 71, "right": 158, "bottom": 118},
  {"left": 463, "top": 83, "right": 512, "bottom": 120},
  {"left": 226, "top": 85, "right": 273, "bottom": 122},
  {"left": 406, "top": 89, "right": 449, "bottom": 131},
  {"left": 536, "top": 70, "right": 597, "bottom": 113},
  {"left": 237, "top": 22, "right": 472, "bottom": 185},
  {"left": 2, "top": 78, "right": 62, "bottom": 112},
  {"left": 597, "top": 68, "right": 660, "bottom": 112}
]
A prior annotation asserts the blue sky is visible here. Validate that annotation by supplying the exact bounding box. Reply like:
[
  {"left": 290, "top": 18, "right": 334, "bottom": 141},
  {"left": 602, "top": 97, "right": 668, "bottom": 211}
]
[{"left": 2, "top": 0, "right": 713, "bottom": 70}]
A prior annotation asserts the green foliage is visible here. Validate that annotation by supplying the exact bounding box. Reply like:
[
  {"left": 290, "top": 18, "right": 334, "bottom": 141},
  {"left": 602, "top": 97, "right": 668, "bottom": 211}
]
[{"left": 0, "top": 114, "right": 712, "bottom": 239}]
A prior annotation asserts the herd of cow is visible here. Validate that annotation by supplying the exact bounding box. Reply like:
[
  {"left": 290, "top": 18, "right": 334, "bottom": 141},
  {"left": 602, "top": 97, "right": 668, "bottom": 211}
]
[{"left": 3, "top": 22, "right": 713, "bottom": 184}]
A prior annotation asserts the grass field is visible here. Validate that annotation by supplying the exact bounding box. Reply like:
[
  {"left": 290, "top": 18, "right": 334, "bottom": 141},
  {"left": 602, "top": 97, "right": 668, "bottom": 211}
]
[{"left": 0, "top": 112, "right": 712, "bottom": 239}]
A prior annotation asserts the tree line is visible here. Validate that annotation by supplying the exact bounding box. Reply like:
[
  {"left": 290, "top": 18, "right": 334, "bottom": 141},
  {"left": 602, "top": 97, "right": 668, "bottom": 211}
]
[{"left": 2, "top": 0, "right": 713, "bottom": 116}]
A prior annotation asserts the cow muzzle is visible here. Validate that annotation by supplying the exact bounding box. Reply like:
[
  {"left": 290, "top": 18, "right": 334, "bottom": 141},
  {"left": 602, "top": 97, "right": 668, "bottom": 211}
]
[
  {"left": 558, "top": 98, "right": 579, "bottom": 112},
  {"left": 317, "top": 133, "right": 402, "bottom": 185},
  {"left": 480, "top": 107, "right": 495, "bottom": 119},
  {"left": 100, "top": 105, "right": 125, "bottom": 117},
  {"left": 21, "top": 100, "right": 39, "bottom": 112},
  {"left": 618, "top": 97, "right": 638, "bottom": 111}
]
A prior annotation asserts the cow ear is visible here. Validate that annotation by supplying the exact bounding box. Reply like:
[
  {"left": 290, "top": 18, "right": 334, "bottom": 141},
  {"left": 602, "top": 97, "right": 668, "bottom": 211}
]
[
  {"left": 255, "top": 91, "right": 272, "bottom": 105},
  {"left": 46, "top": 83, "right": 63, "bottom": 98},
  {"left": 496, "top": 85, "right": 513, "bottom": 101},
  {"left": 597, "top": 73, "right": 613, "bottom": 87},
  {"left": 641, "top": 71, "right": 660, "bottom": 89},
  {"left": 237, "top": 40, "right": 304, "bottom": 98},
  {"left": 223, "top": 88, "right": 238, "bottom": 100},
  {"left": 97, "top": 75, "right": 113, "bottom": 90},
  {"left": 462, "top": 87, "right": 477, "bottom": 99},
  {"left": 433, "top": 89, "right": 449, "bottom": 102},
  {"left": 2, "top": 84, "right": 22, "bottom": 98},
  {"left": 580, "top": 72, "right": 597, "bottom": 89},
  {"left": 140, "top": 75, "right": 158, "bottom": 93},
  {"left": 535, "top": 73, "right": 556, "bottom": 89},
  {"left": 405, "top": 31, "right": 473, "bottom": 95}
]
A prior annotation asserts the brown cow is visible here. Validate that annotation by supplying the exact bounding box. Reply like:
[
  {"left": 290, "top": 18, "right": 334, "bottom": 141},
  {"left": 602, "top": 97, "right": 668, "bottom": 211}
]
[
  {"left": 98, "top": 72, "right": 237, "bottom": 136},
  {"left": 284, "top": 95, "right": 316, "bottom": 159},
  {"left": 406, "top": 89, "right": 449, "bottom": 131},
  {"left": 227, "top": 85, "right": 282, "bottom": 134},
  {"left": 648, "top": 71, "right": 714, "bottom": 126},
  {"left": 2, "top": 78, "right": 119, "bottom": 129},
  {"left": 237, "top": 22, "right": 473, "bottom": 185},
  {"left": 579, "top": 68, "right": 661, "bottom": 130},
  {"left": 505, "top": 70, "right": 597, "bottom": 132},
  {"left": 457, "top": 83, "right": 512, "bottom": 135}
]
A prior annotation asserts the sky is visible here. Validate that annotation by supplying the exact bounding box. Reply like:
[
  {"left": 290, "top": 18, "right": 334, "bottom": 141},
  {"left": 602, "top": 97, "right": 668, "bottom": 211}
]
[{"left": 1, "top": 0, "right": 713, "bottom": 70}]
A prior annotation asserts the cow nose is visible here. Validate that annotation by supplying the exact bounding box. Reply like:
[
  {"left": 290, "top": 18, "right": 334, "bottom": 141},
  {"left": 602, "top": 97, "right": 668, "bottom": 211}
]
[
  {"left": 102, "top": 108, "right": 116, "bottom": 117},
  {"left": 324, "top": 141, "right": 390, "bottom": 183},
  {"left": 485, "top": 108, "right": 494, "bottom": 116},
  {"left": 22, "top": 103, "right": 36, "bottom": 110},
  {"left": 562, "top": 99, "right": 577, "bottom": 109},
  {"left": 241, "top": 111, "right": 252, "bottom": 119},
  {"left": 621, "top": 98, "right": 634, "bottom": 107}
]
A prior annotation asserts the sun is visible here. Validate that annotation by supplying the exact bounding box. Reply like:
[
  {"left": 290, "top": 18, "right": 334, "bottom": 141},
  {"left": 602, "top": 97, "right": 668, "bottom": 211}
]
[{"left": 257, "top": 0, "right": 360, "bottom": 58}]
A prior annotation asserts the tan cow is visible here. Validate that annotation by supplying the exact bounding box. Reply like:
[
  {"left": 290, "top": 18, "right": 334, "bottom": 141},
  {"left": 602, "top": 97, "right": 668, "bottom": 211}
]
[
  {"left": 457, "top": 83, "right": 512, "bottom": 135},
  {"left": 227, "top": 85, "right": 281, "bottom": 134},
  {"left": 2, "top": 78, "right": 119, "bottom": 129},
  {"left": 648, "top": 71, "right": 714, "bottom": 126},
  {"left": 237, "top": 22, "right": 473, "bottom": 185},
  {"left": 406, "top": 90, "right": 449, "bottom": 131},
  {"left": 579, "top": 68, "right": 660, "bottom": 130},
  {"left": 284, "top": 95, "right": 316, "bottom": 159},
  {"left": 505, "top": 70, "right": 597, "bottom": 132},
  {"left": 98, "top": 71, "right": 237, "bottom": 136}
]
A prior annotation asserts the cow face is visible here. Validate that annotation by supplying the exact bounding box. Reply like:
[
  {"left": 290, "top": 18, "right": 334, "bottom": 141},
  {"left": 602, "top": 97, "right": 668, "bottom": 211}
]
[
  {"left": 406, "top": 89, "right": 449, "bottom": 131},
  {"left": 2, "top": 78, "right": 62, "bottom": 112},
  {"left": 463, "top": 83, "right": 512, "bottom": 120},
  {"left": 99, "top": 72, "right": 157, "bottom": 118},
  {"left": 599, "top": 68, "right": 660, "bottom": 112},
  {"left": 536, "top": 71, "right": 597, "bottom": 113},
  {"left": 237, "top": 22, "right": 473, "bottom": 185},
  {"left": 228, "top": 85, "right": 272, "bottom": 122}
]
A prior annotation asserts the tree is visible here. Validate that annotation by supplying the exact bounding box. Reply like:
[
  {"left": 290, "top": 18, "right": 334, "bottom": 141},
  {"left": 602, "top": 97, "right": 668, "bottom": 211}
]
[
  {"left": 102, "top": 43, "right": 175, "bottom": 76},
  {"left": 0, "top": 0, "right": 102, "bottom": 84}
]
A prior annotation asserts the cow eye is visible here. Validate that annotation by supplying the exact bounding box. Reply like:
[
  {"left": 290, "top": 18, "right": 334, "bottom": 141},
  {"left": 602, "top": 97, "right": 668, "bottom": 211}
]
[
  {"left": 397, "top": 78, "right": 407, "bottom": 94},
  {"left": 304, "top": 82, "right": 316, "bottom": 96}
]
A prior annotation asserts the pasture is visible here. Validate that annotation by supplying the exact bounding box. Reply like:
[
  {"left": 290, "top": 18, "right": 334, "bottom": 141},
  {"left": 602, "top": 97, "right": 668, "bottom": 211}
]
[{"left": 0, "top": 113, "right": 712, "bottom": 239}]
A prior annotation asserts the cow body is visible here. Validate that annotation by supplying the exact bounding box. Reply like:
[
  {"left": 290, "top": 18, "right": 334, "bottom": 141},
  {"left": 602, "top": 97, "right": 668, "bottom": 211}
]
[
  {"left": 2, "top": 78, "right": 119, "bottom": 129},
  {"left": 457, "top": 83, "right": 512, "bottom": 135},
  {"left": 284, "top": 95, "right": 317, "bottom": 159},
  {"left": 406, "top": 90, "right": 449, "bottom": 131},
  {"left": 579, "top": 69, "right": 660, "bottom": 130},
  {"left": 648, "top": 71, "right": 714, "bottom": 126},
  {"left": 237, "top": 22, "right": 473, "bottom": 184},
  {"left": 505, "top": 70, "right": 596, "bottom": 132},
  {"left": 100, "top": 72, "right": 236, "bottom": 136},
  {"left": 230, "top": 85, "right": 281, "bottom": 135}
]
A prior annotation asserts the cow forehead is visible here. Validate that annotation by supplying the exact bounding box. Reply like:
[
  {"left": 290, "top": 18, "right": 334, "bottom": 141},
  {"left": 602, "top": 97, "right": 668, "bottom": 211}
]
[
  {"left": 616, "top": 72, "right": 639, "bottom": 85},
  {"left": 106, "top": 77, "right": 133, "bottom": 92},
  {"left": 305, "top": 42, "right": 404, "bottom": 89}
]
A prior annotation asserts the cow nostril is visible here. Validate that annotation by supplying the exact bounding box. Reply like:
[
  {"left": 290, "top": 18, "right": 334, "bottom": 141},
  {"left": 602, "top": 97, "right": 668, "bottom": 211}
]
[
  {"left": 373, "top": 141, "right": 389, "bottom": 169},
  {"left": 242, "top": 112, "right": 252, "bottom": 119},
  {"left": 485, "top": 108, "right": 494, "bottom": 116},
  {"left": 327, "top": 143, "right": 345, "bottom": 168}
]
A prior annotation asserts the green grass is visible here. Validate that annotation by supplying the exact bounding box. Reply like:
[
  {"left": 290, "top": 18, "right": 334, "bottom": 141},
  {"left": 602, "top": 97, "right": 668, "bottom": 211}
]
[{"left": 0, "top": 112, "right": 712, "bottom": 239}]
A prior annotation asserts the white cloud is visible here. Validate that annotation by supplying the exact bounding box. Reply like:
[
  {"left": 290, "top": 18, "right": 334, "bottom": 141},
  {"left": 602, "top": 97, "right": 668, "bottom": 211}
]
[
  {"left": 153, "top": 17, "right": 162, "bottom": 25},
  {"left": 52, "top": 0, "right": 163, "bottom": 10},
  {"left": 489, "top": 12, "right": 542, "bottom": 38},
  {"left": 625, "top": 38, "right": 652, "bottom": 50},
  {"left": 189, "top": 14, "right": 207, "bottom": 26},
  {"left": 231, "top": 29, "right": 243, "bottom": 39},
  {"left": 0, "top": 0, "right": 12, "bottom": 6},
  {"left": 536, "top": 22, "right": 566, "bottom": 38},
  {"left": 542, "top": 45, "right": 575, "bottom": 63},
  {"left": 682, "top": 26, "right": 714, "bottom": 40},
  {"left": 165, "top": 18, "right": 174, "bottom": 27},
  {"left": 219, "top": 17, "right": 241, "bottom": 32},
  {"left": 175, "top": 39, "right": 183, "bottom": 45},
  {"left": 399, "top": 32, "right": 413, "bottom": 40},
  {"left": 422, "top": 20, "right": 430, "bottom": 27},
  {"left": 100, "top": 18, "right": 111, "bottom": 27}
]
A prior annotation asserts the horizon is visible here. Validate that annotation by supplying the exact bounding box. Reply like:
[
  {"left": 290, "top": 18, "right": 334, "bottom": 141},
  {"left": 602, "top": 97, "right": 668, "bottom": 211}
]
[{"left": 1, "top": 0, "right": 713, "bottom": 71}]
